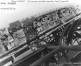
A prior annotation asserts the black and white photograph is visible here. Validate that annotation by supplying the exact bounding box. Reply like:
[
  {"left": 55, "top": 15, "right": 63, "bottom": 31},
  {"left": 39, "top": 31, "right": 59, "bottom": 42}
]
[{"left": 0, "top": 0, "right": 81, "bottom": 66}]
